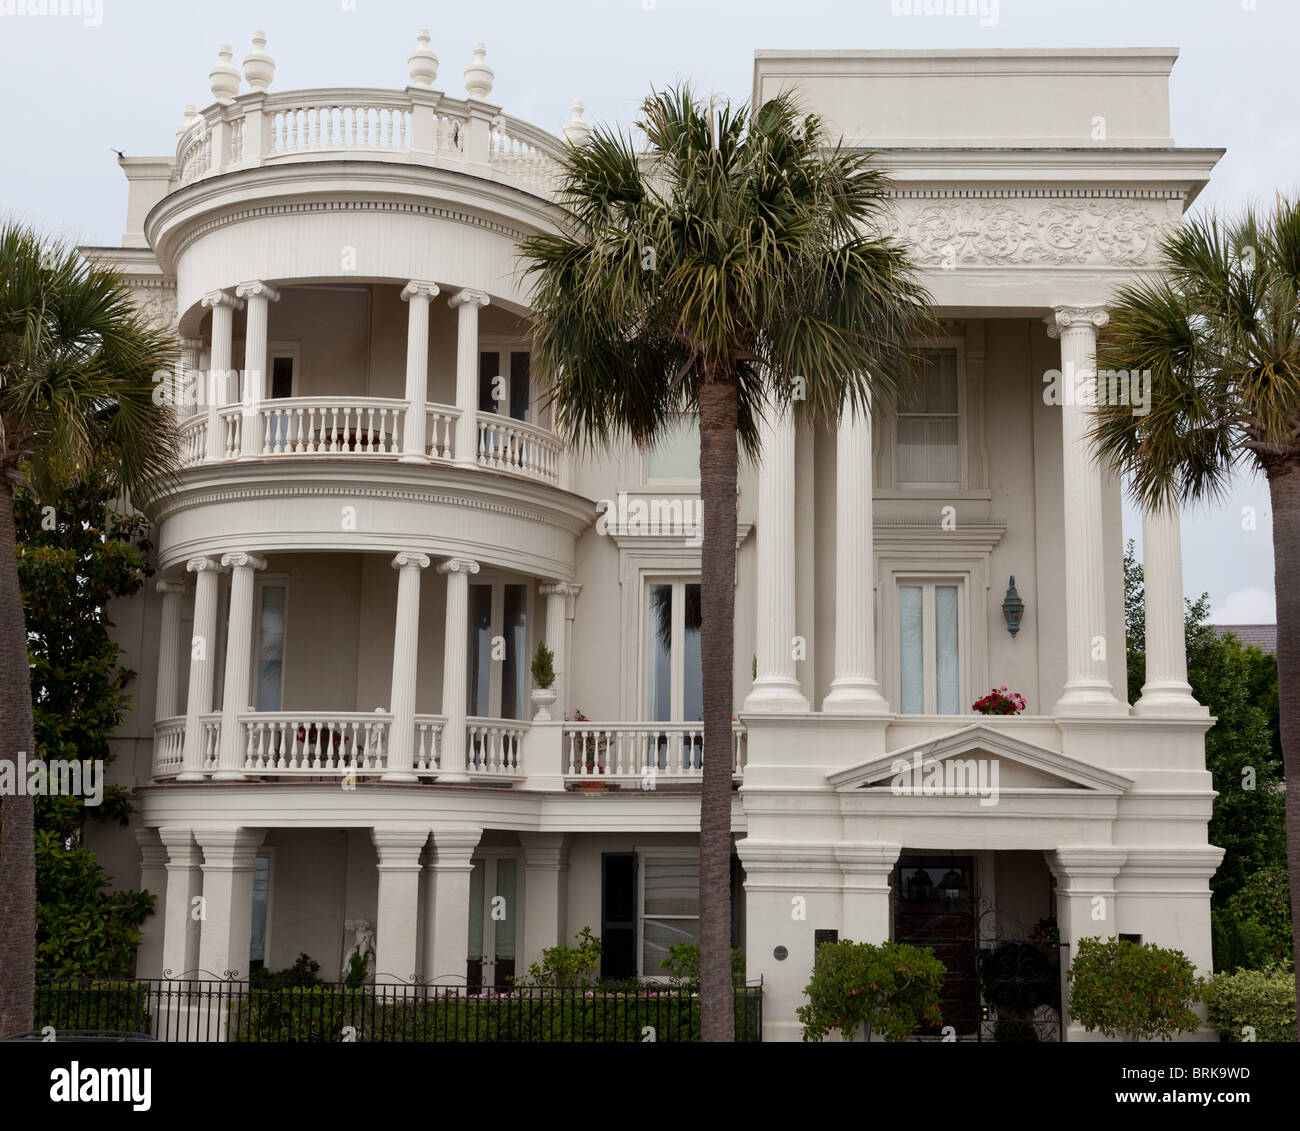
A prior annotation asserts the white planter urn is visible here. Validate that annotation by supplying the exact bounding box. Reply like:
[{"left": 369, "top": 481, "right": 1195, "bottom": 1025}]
[
  {"left": 464, "top": 42, "right": 494, "bottom": 100},
  {"left": 562, "top": 100, "right": 593, "bottom": 147},
  {"left": 243, "top": 30, "right": 276, "bottom": 93},
  {"left": 209, "top": 44, "right": 242, "bottom": 105},
  {"left": 408, "top": 28, "right": 439, "bottom": 88},
  {"left": 530, "top": 687, "right": 557, "bottom": 722}
]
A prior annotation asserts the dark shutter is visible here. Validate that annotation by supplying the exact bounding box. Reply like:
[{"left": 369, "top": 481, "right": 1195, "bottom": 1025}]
[{"left": 601, "top": 852, "right": 638, "bottom": 980}]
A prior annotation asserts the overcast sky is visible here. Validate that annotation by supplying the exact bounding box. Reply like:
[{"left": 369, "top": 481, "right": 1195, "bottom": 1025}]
[{"left": 1, "top": 0, "right": 1292, "bottom": 624}]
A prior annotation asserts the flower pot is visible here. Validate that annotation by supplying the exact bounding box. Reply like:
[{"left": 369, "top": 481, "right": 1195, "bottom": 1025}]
[{"left": 530, "top": 687, "right": 557, "bottom": 722}]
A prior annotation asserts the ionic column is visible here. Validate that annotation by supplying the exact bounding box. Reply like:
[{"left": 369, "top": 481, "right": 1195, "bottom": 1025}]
[
  {"left": 201, "top": 290, "right": 244, "bottom": 462},
  {"left": 179, "top": 336, "right": 204, "bottom": 422},
  {"left": 422, "top": 826, "right": 482, "bottom": 981},
  {"left": 159, "top": 827, "right": 204, "bottom": 977},
  {"left": 1047, "top": 307, "right": 1124, "bottom": 715},
  {"left": 194, "top": 826, "right": 266, "bottom": 980},
  {"left": 437, "top": 558, "right": 480, "bottom": 782},
  {"left": 155, "top": 580, "right": 187, "bottom": 723},
  {"left": 563, "top": 584, "right": 581, "bottom": 720},
  {"left": 823, "top": 401, "right": 889, "bottom": 713},
  {"left": 540, "top": 582, "right": 572, "bottom": 718},
  {"left": 449, "top": 289, "right": 490, "bottom": 466},
  {"left": 180, "top": 557, "right": 223, "bottom": 781},
  {"left": 1135, "top": 500, "right": 1206, "bottom": 715},
  {"left": 743, "top": 405, "right": 808, "bottom": 711},
  {"left": 385, "top": 552, "right": 431, "bottom": 781},
  {"left": 134, "top": 828, "right": 169, "bottom": 979},
  {"left": 214, "top": 552, "right": 266, "bottom": 780},
  {"left": 400, "top": 281, "right": 440, "bottom": 461},
  {"left": 235, "top": 281, "right": 280, "bottom": 457},
  {"left": 370, "top": 827, "right": 430, "bottom": 982}
]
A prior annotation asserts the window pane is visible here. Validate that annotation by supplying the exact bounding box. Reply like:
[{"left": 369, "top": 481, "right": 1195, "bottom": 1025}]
[
  {"left": 647, "top": 584, "right": 673, "bottom": 721},
  {"left": 897, "top": 416, "right": 959, "bottom": 484},
  {"left": 500, "top": 585, "right": 527, "bottom": 720},
  {"left": 682, "top": 584, "right": 702, "bottom": 722},
  {"left": 936, "top": 585, "right": 960, "bottom": 715},
  {"left": 900, "top": 585, "right": 924, "bottom": 715},
  {"left": 467, "top": 585, "right": 493, "bottom": 717},
  {"left": 249, "top": 856, "right": 270, "bottom": 964},
  {"left": 478, "top": 351, "right": 499, "bottom": 413},
  {"left": 495, "top": 859, "right": 517, "bottom": 960},
  {"left": 642, "top": 917, "right": 700, "bottom": 974},
  {"left": 643, "top": 857, "right": 699, "bottom": 917},
  {"left": 922, "top": 349, "right": 959, "bottom": 413},
  {"left": 647, "top": 415, "right": 699, "bottom": 479},
  {"left": 256, "top": 585, "right": 286, "bottom": 711},
  {"left": 509, "top": 352, "right": 530, "bottom": 422},
  {"left": 467, "top": 859, "right": 485, "bottom": 960}
]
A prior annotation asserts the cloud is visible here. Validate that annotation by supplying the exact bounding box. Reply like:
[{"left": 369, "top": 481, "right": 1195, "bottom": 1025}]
[{"left": 1209, "top": 587, "right": 1276, "bottom": 625}]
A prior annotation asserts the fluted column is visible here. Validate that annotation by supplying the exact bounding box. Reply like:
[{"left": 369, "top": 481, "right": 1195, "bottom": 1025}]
[
  {"left": 743, "top": 405, "right": 808, "bottom": 711},
  {"left": 201, "top": 290, "right": 244, "bottom": 461},
  {"left": 437, "top": 557, "right": 481, "bottom": 782},
  {"left": 180, "top": 557, "right": 223, "bottom": 780},
  {"left": 1135, "top": 500, "right": 1206, "bottom": 715},
  {"left": 385, "top": 552, "right": 431, "bottom": 781},
  {"left": 1047, "top": 306, "right": 1125, "bottom": 715},
  {"left": 400, "top": 281, "right": 440, "bottom": 461},
  {"left": 179, "top": 336, "right": 203, "bottom": 422},
  {"left": 235, "top": 281, "right": 280, "bottom": 457},
  {"left": 215, "top": 551, "right": 267, "bottom": 780},
  {"left": 449, "top": 289, "right": 490, "bottom": 466},
  {"left": 823, "top": 401, "right": 889, "bottom": 713},
  {"left": 154, "top": 580, "right": 187, "bottom": 723},
  {"left": 540, "top": 582, "right": 572, "bottom": 717}
]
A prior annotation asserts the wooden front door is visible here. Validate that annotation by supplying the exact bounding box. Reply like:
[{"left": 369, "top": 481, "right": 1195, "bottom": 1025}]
[{"left": 893, "top": 856, "right": 979, "bottom": 1035}]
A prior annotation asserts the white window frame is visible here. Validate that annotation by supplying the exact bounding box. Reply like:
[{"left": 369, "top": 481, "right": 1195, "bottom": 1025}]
[
  {"left": 250, "top": 574, "right": 289, "bottom": 713},
  {"left": 468, "top": 850, "right": 524, "bottom": 988},
  {"left": 466, "top": 576, "right": 533, "bottom": 721},
  {"left": 894, "top": 575, "right": 968, "bottom": 716},
  {"left": 643, "top": 577, "right": 702, "bottom": 724},
  {"left": 891, "top": 342, "right": 966, "bottom": 491},
  {"left": 478, "top": 337, "right": 535, "bottom": 424},
  {"left": 635, "top": 845, "right": 700, "bottom": 980}
]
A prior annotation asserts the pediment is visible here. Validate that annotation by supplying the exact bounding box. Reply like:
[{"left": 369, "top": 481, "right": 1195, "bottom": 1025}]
[{"left": 827, "top": 724, "right": 1132, "bottom": 795}]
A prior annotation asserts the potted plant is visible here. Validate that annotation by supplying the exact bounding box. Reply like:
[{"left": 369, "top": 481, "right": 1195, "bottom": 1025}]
[
  {"left": 530, "top": 642, "right": 557, "bottom": 721},
  {"left": 972, "top": 686, "right": 1027, "bottom": 715}
]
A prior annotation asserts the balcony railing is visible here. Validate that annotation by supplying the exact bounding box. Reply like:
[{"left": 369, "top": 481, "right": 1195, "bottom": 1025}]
[
  {"left": 241, "top": 711, "right": 394, "bottom": 773},
  {"left": 467, "top": 717, "right": 527, "bottom": 777},
  {"left": 561, "top": 722, "right": 748, "bottom": 784},
  {"left": 476, "top": 412, "right": 563, "bottom": 484},
  {"left": 260, "top": 397, "right": 406, "bottom": 456}
]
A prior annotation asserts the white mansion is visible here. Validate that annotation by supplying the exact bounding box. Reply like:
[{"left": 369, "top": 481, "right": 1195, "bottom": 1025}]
[{"left": 86, "top": 34, "right": 1225, "bottom": 1041}]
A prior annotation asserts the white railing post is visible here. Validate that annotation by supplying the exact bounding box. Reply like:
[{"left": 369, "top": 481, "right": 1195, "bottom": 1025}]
[{"left": 520, "top": 720, "right": 566, "bottom": 790}]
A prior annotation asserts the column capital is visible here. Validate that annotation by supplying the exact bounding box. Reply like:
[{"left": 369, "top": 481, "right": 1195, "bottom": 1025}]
[
  {"left": 519, "top": 832, "right": 570, "bottom": 870},
  {"left": 1044, "top": 847, "right": 1129, "bottom": 884},
  {"left": 438, "top": 557, "right": 481, "bottom": 577},
  {"left": 539, "top": 581, "right": 575, "bottom": 597},
  {"left": 186, "top": 556, "right": 224, "bottom": 575},
  {"left": 234, "top": 280, "right": 281, "bottom": 303},
  {"left": 193, "top": 826, "right": 266, "bottom": 866},
  {"left": 401, "top": 280, "right": 441, "bottom": 302},
  {"left": 158, "top": 826, "right": 203, "bottom": 866},
  {"left": 220, "top": 551, "right": 267, "bottom": 572},
  {"left": 448, "top": 288, "right": 490, "bottom": 310},
  {"left": 1045, "top": 305, "right": 1109, "bottom": 339},
  {"left": 370, "top": 825, "right": 431, "bottom": 868},
  {"left": 430, "top": 825, "right": 483, "bottom": 864},
  {"left": 201, "top": 290, "right": 245, "bottom": 312},
  {"left": 392, "top": 551, "right": 432, "bottom": 571},
  {"left": 135, "top": 827, "right": 169, "bottom": 868},
  {"left": 157, "top": 579, "right": 188, "bottom": 596}
]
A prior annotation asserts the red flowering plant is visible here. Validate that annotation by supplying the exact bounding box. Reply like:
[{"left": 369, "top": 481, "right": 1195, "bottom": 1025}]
[
  {"left": 972, "top": 686, "right": 1027, "bottom": 715},
  {"left": 567, "top": 710, "right": 606, "bottom": 772}
]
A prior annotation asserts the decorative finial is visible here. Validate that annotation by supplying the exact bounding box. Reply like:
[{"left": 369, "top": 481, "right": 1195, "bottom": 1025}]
[
  {"left": 209, "top": 44, "right": 242, "bottom": 105},
  {"left": 243, "top": 30, "right": 276, "bottom": 93},
  {"left": 464, "top": 42, "right": 494, "bottom": 100},
  {"left": 562, "top": 99, "right": 593, "bottom": 147},
  {"left": 408, "top": 27, "right": 439, "bottom": 88}
]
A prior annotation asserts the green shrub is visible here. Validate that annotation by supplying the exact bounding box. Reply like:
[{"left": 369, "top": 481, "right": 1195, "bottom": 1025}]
[
  {"left": 1203, "top": 961, "right": 1297, "bottom": 1042},
  {"left": 1224, "top": 868, "right": 1292, "bottom": 961},
  {"left": 35, "top": 980, "right": 153, "bottom": 1035},
  {"left": 250, "top": 952, "right": 324, "bottom": 989},
  {"left": 659, "top": 943, "right": 746, "bottom": 988},
  {"left": 530, "top": 643, "right": 556, "bottom": 689},
  {"left": 1067, "top": 937, "right": 1202, "bottom": 1041},
  {"left": 520, "top": 927, "right": 602, "bottom": 988},
  {"left": 797, "top": 939, "right": 946, "bottom": 1042}
]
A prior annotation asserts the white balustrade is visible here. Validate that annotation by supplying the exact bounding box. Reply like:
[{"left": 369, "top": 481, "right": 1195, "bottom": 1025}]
[
  {"left": 152, "top": 718, "right": 186, "bottom": 777},
  {"left": 489, "top": 125, "right": 562, "bottom": 190},
  {"left": 424, "top": 404, "right": 459, "bottom": 460},
  {"left": 199, "top": 716, "right": 222, "bottom": 771},
  {"left": 466, "top": 718, "right": 527, "bottom": 776},
  {"left": 179, "top": 417, "right": 208, "bottom": 467},
  {"left": 271, "top": 100, "right": 411, "bottom": 155},
  {"left": 240, "top": 712, "right": 393, "bottom": 774},
  {"left": 415, "top": 715, "right": 445, "bottom": 773},
  {"left": 562, "top": 722, "right": 747, "bottom": 782},
  {"left": 217, "top": 405, "right": 242, "bottom": 459},
  {"left": 260, "top": 397, "right": 406, "bottom": 455},
  {"left": 476, "top": 412, "right": 562, "bottom": 483},
  {"left": 178, "top": 125, "right": 212, "bottom": 185}
]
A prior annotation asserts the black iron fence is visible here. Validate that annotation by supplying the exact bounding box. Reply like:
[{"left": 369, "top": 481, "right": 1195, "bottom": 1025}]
[{"left": 33, "top": 977, "right": 763, "bottom": 1043}]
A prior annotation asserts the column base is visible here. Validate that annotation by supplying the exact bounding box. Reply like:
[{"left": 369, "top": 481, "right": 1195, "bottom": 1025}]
[
  {"left": 398, "top": 453, "right": 429, "bottom": 464},
  {"left": 209, "top": 770, "right": 247, "bottom": 782},
  {"left": 381, "top": 770, "right": 420, "bottom": 782},
  {"left": 1133, "top": 681, "right": 1209, "bottom": 717},
  {"left": 822, "top": 679, "right": 891, "bottom": 715},
  {"left": 1052, "top": 681, "right": 1128, "bottom": 717},
  {"left": 436, "top": 771, "right": 471, "bottom": 784},
  {"left": 743, "top": 678, "right": 810, "bottom": 713},
  {"left": 175, "top": 771, "right": 206, "bottom": 782}
]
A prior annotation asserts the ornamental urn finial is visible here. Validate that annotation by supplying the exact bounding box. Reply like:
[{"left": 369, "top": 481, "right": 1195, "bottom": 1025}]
[
  {"left": 408, "top": 27, "right": 439, "bottom": 88},
  {"left": 464, "top": 42, "right": 494, "bottom": 100},
  {"left": 243, "top": 30, "right": 276, "bottom": 92},
  {"left": 562, "top": 99, "right": 593, "bottom": 147},
  {"left": 209, "top": 44, "right": 242, "bottom": 105},
  {"left": 178, "top": 104, "right": 198, "bottom": 138}
]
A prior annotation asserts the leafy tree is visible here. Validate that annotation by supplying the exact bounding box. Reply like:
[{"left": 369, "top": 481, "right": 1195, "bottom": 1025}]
[
  {"left": 0, "top": 221, "right": 178, "bottom": 1033},
  {"left": 520, "top": 86, "right": 933, "bottom": 1040},
  {"left": 798, "top": 939, "right": 946, "bottom": 1042},
  {"left": 1123, "top": 541, "right": 1286, "bottom": 900},
  {"left": 1093, "top": 198, "right": 1300, "bottom": 1020},
  {"left": 17, "top": 474, "right": 157, "bottom": 977},
  {"left": 1067, "top": 936, "right": 1203, "bottom": 1041}
]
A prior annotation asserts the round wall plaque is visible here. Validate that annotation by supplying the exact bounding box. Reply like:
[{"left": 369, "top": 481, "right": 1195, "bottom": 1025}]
[{"left": 773, "top": 945, "right": 788, "bottom": 961}]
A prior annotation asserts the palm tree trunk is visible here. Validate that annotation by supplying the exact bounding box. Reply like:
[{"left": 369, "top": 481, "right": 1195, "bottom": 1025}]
[
  {"left": 1266, "top": 461, "right": 1300, "bottom": 1038},
  {"left": 0, "top": 482, "right": 36, "bottom": 1035},
  {"left": 697, "top": 376, "right": 738, "bottom": 1042}
]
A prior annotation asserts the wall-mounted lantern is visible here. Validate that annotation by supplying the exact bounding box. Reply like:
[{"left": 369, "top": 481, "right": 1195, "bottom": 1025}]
[{"left": 1002, "top": 576, "right": 1025, "bottom": 638}]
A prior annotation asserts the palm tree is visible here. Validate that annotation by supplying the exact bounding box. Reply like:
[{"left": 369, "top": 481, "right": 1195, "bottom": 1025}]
[
  {"left": 1091, "top": 198, "right": 1300, "bottom": 1028},
  {"left": 520, "top": 87, "right": 933, "bottom": 1040},
  {"left": 0, "top": 221, "right": 179, "bottom": 1035}
]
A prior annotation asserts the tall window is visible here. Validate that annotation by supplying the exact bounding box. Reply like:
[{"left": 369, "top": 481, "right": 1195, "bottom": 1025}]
[
  {"left": 646, "top": 414, "right": 699, "bottom": 480},
  {"left": 467, "top": 855, "right": 519, "bottom": 991},
  {"left": 467, "top": 581, "right": 529, "bottom": 720},
  {"left": 641, "top": 855, "right": 700, "bottom": 975},
  {"left": 479, "top": 348, "right": 532, "bottom": 422},
  {"left": 255, "top": 584, "right": 286, "bottom": 711},
  {"left": 249, "top": 854, "right": 271, "bottom": 969},
  {"left": 646, "top": 581, "right": 702, "bottom": 723},
  {"left": 895, "top": 348, "right": 960, "bottom": 486},
  {"left": 899, "top": 581, "right": 962, "bottom": 715}
]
